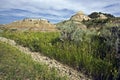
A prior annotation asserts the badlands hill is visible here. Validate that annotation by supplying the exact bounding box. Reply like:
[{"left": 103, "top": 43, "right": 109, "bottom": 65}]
[
  {"left": 56, "top": 11, "right": 91, "bottom": 30},
  {"left": 57, "top": 11, "right": 120, "bottom": 30},
  {"left": 4, "top": 18, "right": 58, "bottom": 32},
  {"left": 2, "top": 11, "right": 120, "bottom": 32},
  {"left": 70, "top": 11, "right": 91, "bottom": 22}
]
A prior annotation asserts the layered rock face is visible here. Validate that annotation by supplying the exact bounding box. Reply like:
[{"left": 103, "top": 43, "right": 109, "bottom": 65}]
[
  {"left": 5, "top": 18, "right": 58, "bottom": 32},
  {"left": 70, "top": 11, "right": 91, "bottom": 22},
  {"left": 57, "top": 11, "right": 90, "bottom": 30}
]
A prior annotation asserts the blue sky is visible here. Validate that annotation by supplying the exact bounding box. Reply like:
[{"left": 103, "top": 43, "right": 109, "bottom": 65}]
[{"left": 0, "top": 0, "right": 120, "bottom": 24}]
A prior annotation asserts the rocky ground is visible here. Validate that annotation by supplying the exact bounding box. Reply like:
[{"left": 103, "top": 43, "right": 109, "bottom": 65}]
[{"left": 0, "top": 37, "right": 91, "bottom": 80}]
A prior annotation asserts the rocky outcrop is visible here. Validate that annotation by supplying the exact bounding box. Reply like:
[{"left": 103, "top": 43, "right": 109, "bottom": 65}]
[
  {"left": 97, "top": 14, "right": 108, "bottom": 19},
  {"left": 56, "top": 11, "right": 88, "bottom": 30},
  {"left": 5, "top": 18, "right": 58, "bottom": 32},
  {"left": 70, "top": 11, "right": 91, "bottom": 22}
]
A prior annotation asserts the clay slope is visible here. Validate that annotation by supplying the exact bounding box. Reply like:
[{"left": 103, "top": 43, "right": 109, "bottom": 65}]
[{"left": 5, "top": 18, "right": 58, "bottom": 32}]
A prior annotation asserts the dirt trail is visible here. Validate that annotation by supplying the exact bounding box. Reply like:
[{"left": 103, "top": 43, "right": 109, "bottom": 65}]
[{"left": 0, "top": 37, "right": 91, "bottom": 80}]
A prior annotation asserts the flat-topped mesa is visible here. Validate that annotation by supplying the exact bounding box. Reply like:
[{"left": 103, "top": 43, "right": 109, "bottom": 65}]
[
  {"left": 5, "top": 18, "right": 58, "bottom": 32},
  {"left": 23, "top": 18, "right": 49, "bottom": 23},
  {"left": 70, "top": 11, "right": 91, "bottom": 22}
]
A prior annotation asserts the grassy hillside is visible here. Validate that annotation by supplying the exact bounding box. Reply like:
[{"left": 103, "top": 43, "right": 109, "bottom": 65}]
[
  {"left": 1, "top": 31, "right": 119, "bottom": 80},
  {"left": 0, "top": 41, "right": 67, "bottom": 80}
]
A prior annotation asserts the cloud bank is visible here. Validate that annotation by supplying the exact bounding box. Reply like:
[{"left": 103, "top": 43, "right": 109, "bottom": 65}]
[{"left": 0, "top": 0, "right": 120, "bottom": 24}]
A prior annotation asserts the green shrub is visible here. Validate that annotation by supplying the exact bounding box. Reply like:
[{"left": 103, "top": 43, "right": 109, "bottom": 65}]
[
  {"left": 0, "top": 41, "right": 67, "bottom": 80},
  {"left": 1, "top": 31, "right": 118, "bottom": 80}
]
